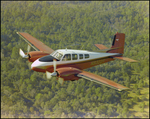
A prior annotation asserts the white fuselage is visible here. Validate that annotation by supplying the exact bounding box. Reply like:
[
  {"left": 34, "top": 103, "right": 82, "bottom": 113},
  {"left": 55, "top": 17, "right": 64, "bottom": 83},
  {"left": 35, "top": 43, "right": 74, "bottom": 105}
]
[{"left": 31, "top": 49, "right": 120, "bottom": 71}]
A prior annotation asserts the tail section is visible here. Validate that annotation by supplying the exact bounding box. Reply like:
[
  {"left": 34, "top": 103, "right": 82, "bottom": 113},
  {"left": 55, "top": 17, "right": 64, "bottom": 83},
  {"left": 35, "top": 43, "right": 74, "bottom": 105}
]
[
  {"left": 94, "top": 32, "right": 138, "bottom": 62},
  {"left": 108, "top": 32, "right": 138, "bottom": 62},
  {"left": 107, "top": 32, "right": 125, "bottom": 54}
]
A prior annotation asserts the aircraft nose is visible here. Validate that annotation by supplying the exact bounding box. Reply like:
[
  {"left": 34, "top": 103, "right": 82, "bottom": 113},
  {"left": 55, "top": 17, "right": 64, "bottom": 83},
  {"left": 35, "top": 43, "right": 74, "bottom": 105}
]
[
  {"left": 31, "top": 59, "right": 40, "bottom": 70},
  {"left": 31, "top": 59, "right": 48, "bottom": 72}
]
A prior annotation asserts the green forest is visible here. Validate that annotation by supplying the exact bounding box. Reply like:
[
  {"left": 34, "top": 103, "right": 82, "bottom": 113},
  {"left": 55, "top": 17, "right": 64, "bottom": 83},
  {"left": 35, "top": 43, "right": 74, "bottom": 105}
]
[{"left": 1, "top": 1, "right": 149, "bottom": 118}]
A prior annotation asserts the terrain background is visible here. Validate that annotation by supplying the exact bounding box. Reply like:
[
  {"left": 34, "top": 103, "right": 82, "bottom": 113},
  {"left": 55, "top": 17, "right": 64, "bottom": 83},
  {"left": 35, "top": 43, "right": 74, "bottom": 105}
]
[{"left": 1, "top": 1, "right": 149, "bottom": 118}]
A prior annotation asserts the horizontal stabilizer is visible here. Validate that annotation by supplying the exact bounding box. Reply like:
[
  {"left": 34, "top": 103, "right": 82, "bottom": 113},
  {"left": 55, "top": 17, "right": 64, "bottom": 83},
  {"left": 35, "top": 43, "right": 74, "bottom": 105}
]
[
  {"left": 114, "top": 57, "right": 138, "bottom": 62},
  {"left": 95, "top": 44, "right": 108, "bottom": 50},
  {"left": 94, "top": 46, "right": 123, "bottom": 53}
]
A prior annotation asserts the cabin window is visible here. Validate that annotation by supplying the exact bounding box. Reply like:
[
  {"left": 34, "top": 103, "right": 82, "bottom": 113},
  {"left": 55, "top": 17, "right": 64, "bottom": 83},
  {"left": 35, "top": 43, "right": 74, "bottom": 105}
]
[
  {"left": 62, "top": 54, "right": 71, "bottom": 61},
  {"left": 72, "top": 54, "right": 78, "bottom": 60},
  {"left": 79, "top": 54, "right": 83, "bottom": 59},
  {"left": 85, "top": 54, "right": 89, "bottom": 59},
  {"left": 53, "top": 52, "right": 63, "bottom": 60},
  {"left": 39, "top": 55, "right": 59, "bottom": 62},
  {"left": 51, "top": 51, "right": 56, "bottom": 56}
]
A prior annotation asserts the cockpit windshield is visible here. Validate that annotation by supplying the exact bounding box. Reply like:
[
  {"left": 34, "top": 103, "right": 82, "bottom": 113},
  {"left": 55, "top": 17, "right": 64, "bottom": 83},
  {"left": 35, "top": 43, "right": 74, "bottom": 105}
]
[{"left": 51, "top": 51, "right": 63, "bottom": 60}]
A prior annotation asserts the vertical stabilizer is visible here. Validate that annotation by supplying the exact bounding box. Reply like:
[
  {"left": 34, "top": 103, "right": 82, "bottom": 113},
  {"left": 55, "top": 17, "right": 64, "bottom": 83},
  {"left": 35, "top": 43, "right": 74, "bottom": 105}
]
[{"left": 107, "top": 32, "right": 125, "bottom": 54}]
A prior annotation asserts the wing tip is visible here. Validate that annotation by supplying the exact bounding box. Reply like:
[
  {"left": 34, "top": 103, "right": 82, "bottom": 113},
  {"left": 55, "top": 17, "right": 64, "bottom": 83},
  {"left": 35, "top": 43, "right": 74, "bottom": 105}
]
[
  {"left": 118, "top": 88, "right": 130, "bottom": 91},
  {"left": 131, "top": 60, "right": 138, "bottom": 63},
  {"left": 16, "top": 32, "right": 27, "bottom": 34}
]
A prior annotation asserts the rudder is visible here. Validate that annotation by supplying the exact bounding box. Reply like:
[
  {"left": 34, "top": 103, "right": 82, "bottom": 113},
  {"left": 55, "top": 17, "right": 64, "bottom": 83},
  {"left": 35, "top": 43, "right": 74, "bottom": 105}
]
[{"left": 107, "top": 32, "right": 125, "bottom": 54}]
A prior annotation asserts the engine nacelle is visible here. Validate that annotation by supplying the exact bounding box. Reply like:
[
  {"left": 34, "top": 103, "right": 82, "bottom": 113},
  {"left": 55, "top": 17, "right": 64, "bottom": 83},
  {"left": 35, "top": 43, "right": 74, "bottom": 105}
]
[
  {"left": 28, "top": 51, "right": 50, "bottom": 62},
  {"left": 56, "top": 67, "right": 82, "bottom": 81}
]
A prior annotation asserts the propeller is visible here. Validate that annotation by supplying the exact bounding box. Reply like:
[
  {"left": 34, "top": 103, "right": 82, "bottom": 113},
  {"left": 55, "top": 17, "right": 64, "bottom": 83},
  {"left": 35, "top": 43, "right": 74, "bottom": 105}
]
[
  {"left": 46, "top": 59, "right": 58, "bottom": 79},
  {"left": 19, "top": 48, "right": 29, "bottom": 58},
  {"left": 46, "top": 71, "right": 64, "bottom": 85},
  {"left": 58, "top": 77, "right": 64, "bottom": 85},
  {"left": 27, "top": 44, "right": 31, "bottom": 54},
  {"left": 45, "top": 58, "right": 64, "bottom": 85},
  {"left": 19, "top": 44, "right": 31, "bottom": 59}
]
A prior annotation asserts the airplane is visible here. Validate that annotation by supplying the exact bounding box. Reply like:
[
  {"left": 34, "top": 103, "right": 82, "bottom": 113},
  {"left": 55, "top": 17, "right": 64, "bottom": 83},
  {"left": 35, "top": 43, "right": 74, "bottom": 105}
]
[{"left": 17, "top": 32, "right": 138, "bottom": 91}]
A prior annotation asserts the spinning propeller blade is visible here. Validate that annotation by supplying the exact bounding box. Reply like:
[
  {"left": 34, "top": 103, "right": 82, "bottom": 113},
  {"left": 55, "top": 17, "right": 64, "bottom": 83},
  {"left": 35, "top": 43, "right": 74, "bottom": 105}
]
[
  {"left": 46, "top": 59, "right": 64, "bottom": 85},
  {"left": 58, "top": 77, "right": 64, "bottom": 85},
  {"left": 46, "top": 59, "right": 57, "bottom": 79},
  {"left": 46, "top": 71, "right": 52, "bottom": 79},
  {"left": 53, "top": 59, "right": 56, "bottom": 72},
  {"left": 19, "top": 49, "right": 28, "bottom": 58},
  {"left": 19, "top": 45, "right": 31, "bottom": 59},
  {"left": 46, "top": 71, "right": 57, "bottom": 79},
  {"left": 27, "top": 44, "right": 31, "bottom": 54}
]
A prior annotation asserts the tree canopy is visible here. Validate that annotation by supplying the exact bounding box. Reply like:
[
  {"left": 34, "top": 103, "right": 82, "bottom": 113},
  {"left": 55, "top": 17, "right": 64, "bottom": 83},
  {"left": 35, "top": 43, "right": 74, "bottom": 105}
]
[{"left": 1, "top": 1, "right": 149, "bottom": 118}]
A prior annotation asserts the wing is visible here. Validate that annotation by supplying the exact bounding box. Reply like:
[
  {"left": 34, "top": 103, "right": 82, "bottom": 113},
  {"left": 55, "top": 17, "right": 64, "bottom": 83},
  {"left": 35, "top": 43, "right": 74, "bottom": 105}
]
[
  {"left": 77, "top": 71, "right": 129, "bottom": 91},
  {"left": 17, "top": 32, "right": 54, "bottom": 54}
]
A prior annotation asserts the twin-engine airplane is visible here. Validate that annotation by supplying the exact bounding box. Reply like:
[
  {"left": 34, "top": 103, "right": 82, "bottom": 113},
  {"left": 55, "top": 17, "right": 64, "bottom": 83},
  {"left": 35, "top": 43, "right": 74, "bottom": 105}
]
[{"left": 17, "top": 32, "right": 137, "bottom": 91}]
